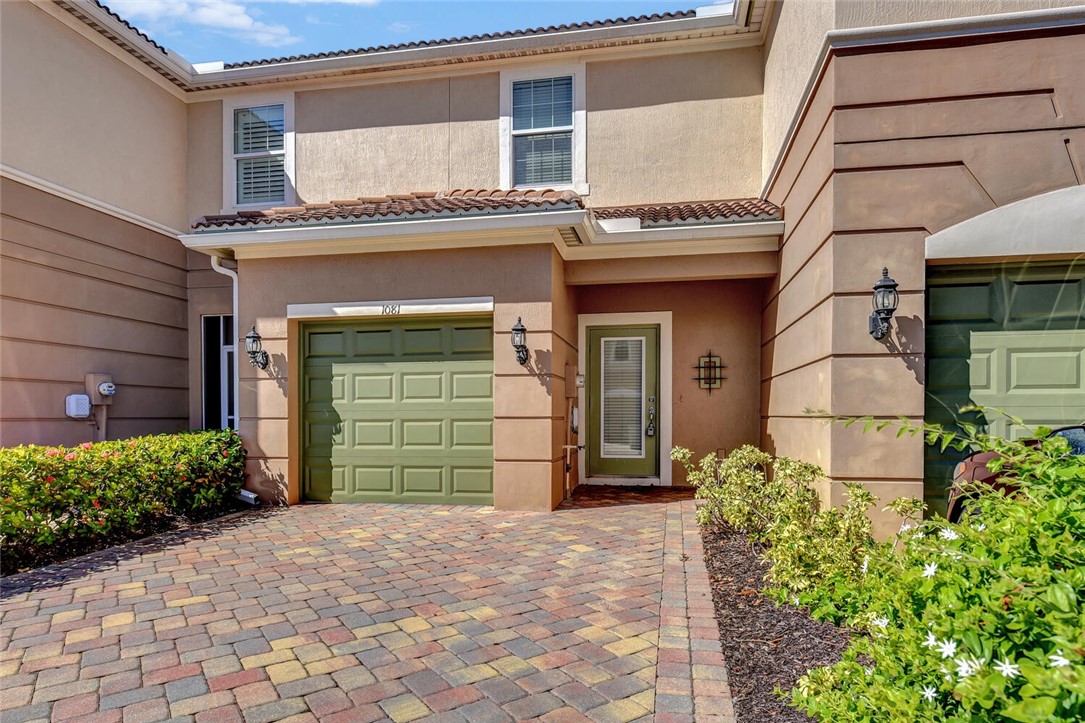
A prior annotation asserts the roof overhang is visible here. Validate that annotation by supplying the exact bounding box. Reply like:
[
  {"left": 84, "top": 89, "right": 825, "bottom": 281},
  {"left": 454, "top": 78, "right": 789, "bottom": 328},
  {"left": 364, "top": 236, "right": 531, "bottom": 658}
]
[
  {"left": 180, "top": 207, "right": 783, "bottom": 262},
  {"left": 58, "top": 0, "right": 755, "bottom": 94}
]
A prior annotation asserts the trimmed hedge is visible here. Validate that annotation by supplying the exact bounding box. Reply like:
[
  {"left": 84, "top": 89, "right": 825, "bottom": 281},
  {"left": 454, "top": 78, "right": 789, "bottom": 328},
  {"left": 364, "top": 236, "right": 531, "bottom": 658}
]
[{"left": 1, "top": 430, "right": 246, "bottom": 565}]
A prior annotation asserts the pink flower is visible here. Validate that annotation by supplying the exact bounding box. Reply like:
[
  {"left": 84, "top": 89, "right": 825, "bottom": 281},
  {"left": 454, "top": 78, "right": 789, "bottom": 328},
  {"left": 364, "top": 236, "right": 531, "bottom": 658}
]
[
  {"left": 45, "top": 448, "right": 61, "bottom": 457},
  {"left": 45, "top": 476, "right": 55, "bottom": 484},
  {"left": 64, "top": 453, "right": 77, "bottom": 461},
  {"left": 81, "top": 442, "right": 93, "bottom": 450},
  {"left": 222, "top": 450, "right": 229, "bottom": 457}
]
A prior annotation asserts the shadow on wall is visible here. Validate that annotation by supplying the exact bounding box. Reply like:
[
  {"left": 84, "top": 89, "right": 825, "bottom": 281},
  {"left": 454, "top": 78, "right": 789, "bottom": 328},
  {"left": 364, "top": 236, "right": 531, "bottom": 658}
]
[
  {"left": 268, "top": 352, "right": 289, "bottom": 397},
  {"left": 253, "top": 459, "right": 289, "bottom": 505},
  {"left": 524, "top": 348, "right": 555, "bottom": 395},
  {"left": 884, "top": 314, "right": 925, "bottom": 385}
]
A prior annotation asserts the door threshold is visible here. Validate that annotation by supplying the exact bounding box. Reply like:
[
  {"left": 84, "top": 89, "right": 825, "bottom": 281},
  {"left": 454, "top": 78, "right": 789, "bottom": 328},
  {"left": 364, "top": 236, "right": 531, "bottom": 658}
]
[{"left": 585, "top": 476, "right": 664, "bottom": 486}]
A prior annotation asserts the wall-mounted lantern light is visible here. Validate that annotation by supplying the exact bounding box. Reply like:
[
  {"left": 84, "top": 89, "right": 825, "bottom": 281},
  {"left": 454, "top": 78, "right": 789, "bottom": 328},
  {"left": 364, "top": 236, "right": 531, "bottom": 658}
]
[
  {"left": 511, "top": 317, "right": 529, "bottom": 365},
  {"left": 245, "top": 325, "right": 269, "bottom": 369},
  {"left": 868, "top": 267, "right": 900, "bottom": 341}
]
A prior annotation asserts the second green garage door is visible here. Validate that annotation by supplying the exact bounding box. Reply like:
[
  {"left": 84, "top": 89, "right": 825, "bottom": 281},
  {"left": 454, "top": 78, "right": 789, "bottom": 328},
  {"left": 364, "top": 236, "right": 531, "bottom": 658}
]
[{"left": 302, "top": 317, "right": 494, "bottom": 504}]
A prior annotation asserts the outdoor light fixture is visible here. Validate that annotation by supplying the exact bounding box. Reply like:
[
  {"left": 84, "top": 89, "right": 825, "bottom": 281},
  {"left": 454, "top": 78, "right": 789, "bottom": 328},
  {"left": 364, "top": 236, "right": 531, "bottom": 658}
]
[
  {"left": 511, "top": 317, "right": 529, "bottom": 365},
  {"left": 868, "top": 267, "right": 900, "bottom": 341},
  {"left": 244, "top": 325, "right": 269, "bottom": 369}
]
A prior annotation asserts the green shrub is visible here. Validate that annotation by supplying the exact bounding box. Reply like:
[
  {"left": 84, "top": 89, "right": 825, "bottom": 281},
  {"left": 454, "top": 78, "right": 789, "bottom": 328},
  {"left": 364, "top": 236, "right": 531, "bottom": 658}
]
[
  {"left": 672, "top": 444, "right": 879, "bottom": 602},
  {"left": 790, "top": 424, "right": 1085, "bottom": 722},
  {"left": 1, "top": 430, "right": 246, "bottom": 564}
]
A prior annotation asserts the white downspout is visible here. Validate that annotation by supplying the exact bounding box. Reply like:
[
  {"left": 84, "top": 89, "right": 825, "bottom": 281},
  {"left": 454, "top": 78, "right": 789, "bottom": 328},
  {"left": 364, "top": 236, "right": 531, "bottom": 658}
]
[{"left": 209, "top": 255, "right": 240, "bottom": 431}]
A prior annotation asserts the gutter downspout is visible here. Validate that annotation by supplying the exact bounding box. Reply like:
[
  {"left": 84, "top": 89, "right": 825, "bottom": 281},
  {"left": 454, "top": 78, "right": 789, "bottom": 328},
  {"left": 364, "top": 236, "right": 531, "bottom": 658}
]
[{"left": 209, "top": 255, "right": 240, "bottom": 432}]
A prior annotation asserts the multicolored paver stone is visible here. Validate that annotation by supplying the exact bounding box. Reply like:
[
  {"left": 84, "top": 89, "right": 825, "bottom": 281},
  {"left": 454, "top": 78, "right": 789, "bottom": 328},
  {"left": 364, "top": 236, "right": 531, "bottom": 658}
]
[{"left": 0, "top": 488, "right": 733, "bottom": 722}]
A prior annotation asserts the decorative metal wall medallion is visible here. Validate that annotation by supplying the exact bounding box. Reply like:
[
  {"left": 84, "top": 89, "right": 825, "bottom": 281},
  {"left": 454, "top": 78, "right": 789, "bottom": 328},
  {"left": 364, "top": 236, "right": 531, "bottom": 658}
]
[{"left": 692, "top": 351, "right": 726, "bottom": 393}]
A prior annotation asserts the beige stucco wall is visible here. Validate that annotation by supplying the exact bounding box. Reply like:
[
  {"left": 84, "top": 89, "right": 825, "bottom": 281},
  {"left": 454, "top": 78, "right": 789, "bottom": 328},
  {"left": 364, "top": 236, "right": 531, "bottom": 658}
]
[
  {"left": 187, "top": 101, "right": 224, "bottom": 224},
  {"left": 834, "top": 0, "right": 1085, "bottom": 29},
  {"left": 186, "top": 46, "right": 766, "bottom": 218},
  {"left": 0, "top": 1, "right": 188, "bottom": 230},
  {"left": 0, "top": 179, "right": 191, "bottom": 446},
  {"left": 762, "top": 29, "right": 1085, "bottom": 537},
  {"left": 578, "top": 279, "right": 765, "bottom": 484},
  {"left": 294, "top": 74, "right": 500, "bottom": 204},
  {"left": 585, "top": 48, "right": 763, "bottom": 205},
  {"left": 235, "top": 244, "right": 574, "bottom": 508}
]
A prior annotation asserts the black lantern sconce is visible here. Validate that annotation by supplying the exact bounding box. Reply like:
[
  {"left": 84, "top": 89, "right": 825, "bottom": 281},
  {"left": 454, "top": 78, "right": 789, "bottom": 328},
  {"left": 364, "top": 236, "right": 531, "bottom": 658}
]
[
  {"left": 868, "top": 267, "right": 900, "bottom": 341},
  {"left": 510, "top": 317, "right": 529, "bottom": 366},
  {"left": 244, "top": 325, "right": 269, "bottom": 369}
]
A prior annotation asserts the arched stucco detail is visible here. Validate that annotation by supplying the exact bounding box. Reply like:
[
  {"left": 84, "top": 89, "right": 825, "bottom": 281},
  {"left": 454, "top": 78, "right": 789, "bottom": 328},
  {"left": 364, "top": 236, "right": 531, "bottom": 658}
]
[{"left": 926, "top": 185, "right": 1085, "bottom": 260}]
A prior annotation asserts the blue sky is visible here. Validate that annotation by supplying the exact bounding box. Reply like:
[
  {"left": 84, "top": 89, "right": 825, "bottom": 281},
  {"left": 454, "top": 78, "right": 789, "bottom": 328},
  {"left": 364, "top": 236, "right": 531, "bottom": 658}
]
[{"left": 105, "top": 1, "right": 697, "bottom": 65}]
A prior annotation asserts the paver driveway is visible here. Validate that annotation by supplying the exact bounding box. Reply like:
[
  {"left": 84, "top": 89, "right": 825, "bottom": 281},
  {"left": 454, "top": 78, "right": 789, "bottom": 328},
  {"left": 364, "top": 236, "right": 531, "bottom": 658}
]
[{"left": 0, "top": 489, "right": 733, "bottom": 723}]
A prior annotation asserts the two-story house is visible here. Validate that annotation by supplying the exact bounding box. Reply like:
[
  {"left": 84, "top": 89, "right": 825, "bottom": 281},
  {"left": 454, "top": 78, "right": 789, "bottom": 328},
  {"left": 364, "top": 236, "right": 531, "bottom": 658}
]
[{"left": 2, "top": 0, "right": 1083, "bottom": 535}]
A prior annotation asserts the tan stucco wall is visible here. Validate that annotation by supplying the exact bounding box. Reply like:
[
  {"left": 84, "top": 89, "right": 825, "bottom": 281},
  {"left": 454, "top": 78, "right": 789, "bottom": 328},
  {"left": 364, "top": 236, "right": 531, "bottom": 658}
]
[
  {"left": 585, "top": 48, "right": 763, "bottom": 205},
  {"left": 0, "top": 179, "right": 191, "bottom": 445},
  {"left": 187, "top": 101, "right": 224, "bottom": 224},
  {"left": 760, "top": 0, "right": 1085, "bottom": 186},
  {"left": 762, "top": 29, "right": 1085, "bottom": 537},
  {"left": 294, "top": 74, "right": 500, "bottom": 204},
  {"left": 0, "top": 1, "right": 188, "bottom": 230},
  {"left": 186, "top": 46, "right": 766, "bottom": 218},
  {"left": 186, "top": 251, "right": 234, "bottom": 429},
  {"left": 578, "top": 279, "right": 765, "bottom": 484},
  {"left": 235, "top": 244, "right": 574, "bottom": 508}
]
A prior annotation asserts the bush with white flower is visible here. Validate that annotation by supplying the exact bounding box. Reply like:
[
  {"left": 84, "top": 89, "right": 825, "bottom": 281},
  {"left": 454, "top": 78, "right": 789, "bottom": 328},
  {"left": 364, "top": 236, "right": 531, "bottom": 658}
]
[{"left": 790, "top": 419, "right": 1085, "bottom": 722}]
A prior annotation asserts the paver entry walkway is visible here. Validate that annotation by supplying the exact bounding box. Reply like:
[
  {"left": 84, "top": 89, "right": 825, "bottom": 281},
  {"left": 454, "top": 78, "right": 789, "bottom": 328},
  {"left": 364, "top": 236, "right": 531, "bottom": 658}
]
[{"left": 1, "top": 489, "right": 733, "bottom": 722}]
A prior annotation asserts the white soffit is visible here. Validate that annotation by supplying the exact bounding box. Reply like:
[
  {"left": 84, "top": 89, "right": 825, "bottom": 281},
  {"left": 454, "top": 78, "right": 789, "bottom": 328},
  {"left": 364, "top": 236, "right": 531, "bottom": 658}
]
[
  {"left": 926, "top": 186, "right": 1085, "bottom": 260},
  {"left": 288, "top": 297, "right": 494, "bottom": 319}
]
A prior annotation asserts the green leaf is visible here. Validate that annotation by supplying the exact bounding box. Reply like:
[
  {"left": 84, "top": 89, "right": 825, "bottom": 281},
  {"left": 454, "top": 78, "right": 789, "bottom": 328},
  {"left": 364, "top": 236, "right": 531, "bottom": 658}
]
[{"left": 1002, "top": 697, "right": 1058, "bottom": 722}]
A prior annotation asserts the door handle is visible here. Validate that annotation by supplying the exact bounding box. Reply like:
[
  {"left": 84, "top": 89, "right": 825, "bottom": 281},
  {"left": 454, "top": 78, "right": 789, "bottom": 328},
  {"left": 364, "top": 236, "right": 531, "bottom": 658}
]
[{"left": 646, "top": 405, "right": 656, "bottom": 437}]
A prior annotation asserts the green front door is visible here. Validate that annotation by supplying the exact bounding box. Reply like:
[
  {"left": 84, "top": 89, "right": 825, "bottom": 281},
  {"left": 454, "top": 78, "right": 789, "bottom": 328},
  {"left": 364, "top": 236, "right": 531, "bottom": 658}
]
[
  {"left": 587, "top": 325, "right": 660, "bottom": 477},
  {"left": 925, "top": 262, "right": 1085, "bottom": 513},
  {"left": 302, "top": 317, "right": 494, "bottom": 504}
]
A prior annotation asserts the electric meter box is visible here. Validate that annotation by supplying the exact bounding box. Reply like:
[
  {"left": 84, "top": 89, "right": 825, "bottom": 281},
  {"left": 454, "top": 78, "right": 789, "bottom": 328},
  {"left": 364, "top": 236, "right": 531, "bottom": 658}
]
[{"left": 65, "top": 394, "right": 92, "bottom": 419}]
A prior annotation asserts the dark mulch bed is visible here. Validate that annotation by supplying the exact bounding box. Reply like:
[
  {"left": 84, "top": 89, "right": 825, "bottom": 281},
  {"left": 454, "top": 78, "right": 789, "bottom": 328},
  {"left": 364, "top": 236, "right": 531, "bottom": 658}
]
[
  {"left": 0, "top": 500, "right": 253, "bottom": 577},
  {"left": 703, "top": 525, "right": 853, "bottom": 722}
]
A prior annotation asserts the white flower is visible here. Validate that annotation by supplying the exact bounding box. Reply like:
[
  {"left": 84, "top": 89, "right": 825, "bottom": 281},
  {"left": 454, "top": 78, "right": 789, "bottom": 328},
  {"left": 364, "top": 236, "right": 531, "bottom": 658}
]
[
  {"left": 940, "top": 665, "right": 953, "bottom": 682},
  {"left": 864, "top": 665, "right": 874, "bottom": 676},
  {"left": 955, "top": 656, "right": 982, "bottom": 679},
  {"left": 938, "top": 639, "right": 958, "bottom": 659},
  {"left": 792, "top": 595, "right": 801, "bottom": 606},
  {"left": 994, "top": 659, "right": 1020, "bottom": 678},
  {"left": 1050, "top": 651, "right": 1071, "bottom": 668},
  {"left": 922, "top": 562, "right": 938, "bottom": 578},
  {"left": 922, "top": 631, "right": 939, "bottom": 648},
  {"left": 940, "top": 528, "right": 960, "bottom": 541},
  {"left": 921, "top": 685, "right": 937, "bottom": 702},
  {"left": 861, "top": 556, "right": 869, "bottom": 574},
  {"left": 871, "top": 616, "right": 889, "bottom": 629},
  {"left": 975, "top": 523, "right": 986, "bottom": 532},
  {"left": 899, "top": 521, "right": 915, "bottom": 534}
]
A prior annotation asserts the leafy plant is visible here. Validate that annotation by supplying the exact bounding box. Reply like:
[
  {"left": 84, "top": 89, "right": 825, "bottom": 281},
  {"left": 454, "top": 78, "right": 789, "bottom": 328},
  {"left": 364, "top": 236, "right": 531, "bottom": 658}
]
[
  {"left": 0, "top": 429, "right": 246, "bottom": 570},
  {"left": 788, "top": 417, "right": 1085, "bottom": 722}
]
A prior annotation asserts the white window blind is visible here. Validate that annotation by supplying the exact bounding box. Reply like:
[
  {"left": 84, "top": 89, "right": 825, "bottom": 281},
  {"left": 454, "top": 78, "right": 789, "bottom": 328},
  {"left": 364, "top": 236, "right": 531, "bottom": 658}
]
[
  {"left": 511, "top": 77, "right": 573, "bottom": 186},
  {"left": 233, "top": 104, "right": 285, "bottom": 205},
  {"left": 601, "top": 338, "right": 644, "bottom": 458}
]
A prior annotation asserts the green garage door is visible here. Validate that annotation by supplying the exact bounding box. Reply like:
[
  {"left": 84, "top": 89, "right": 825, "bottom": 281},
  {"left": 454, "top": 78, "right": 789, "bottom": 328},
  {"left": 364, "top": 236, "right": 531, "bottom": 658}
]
[
  {"left": 302, "top": 317, "right": 494, "bottom": 504},
  {"left": 926, "top": 262, "right": 1085, "bottom": 514}
]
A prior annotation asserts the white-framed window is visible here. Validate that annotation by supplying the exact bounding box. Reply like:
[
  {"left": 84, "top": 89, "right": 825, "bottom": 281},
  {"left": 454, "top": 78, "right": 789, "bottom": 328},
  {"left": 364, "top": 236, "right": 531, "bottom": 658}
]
[
  {"left": 201, "top": 314, "right": 235, "bottom": 430},
  {"left": 499, "top": 63, "right": 587, "bottom": 195},
  {"left": 222, "top": 92, "right": 295, "bottom": 211}
]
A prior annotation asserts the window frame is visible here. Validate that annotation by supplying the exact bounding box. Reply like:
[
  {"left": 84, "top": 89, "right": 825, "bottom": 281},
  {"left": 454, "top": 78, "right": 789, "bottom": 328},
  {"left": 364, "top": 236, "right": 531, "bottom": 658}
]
[
  {"left": 221, "top": 92, "right": 295, "bottom": 212},
  {"left": 201, "top": 314, "right": 235, "bottom": 430},
  {"left": 499, "top": 63, "right": 587, "bottom": 195}
]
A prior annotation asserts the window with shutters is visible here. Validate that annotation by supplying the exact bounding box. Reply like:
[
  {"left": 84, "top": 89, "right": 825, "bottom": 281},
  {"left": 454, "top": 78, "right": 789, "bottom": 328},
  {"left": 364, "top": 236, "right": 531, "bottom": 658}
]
[
  {"left": 222, "top": 94, "right": 294, "bottom": 210},
  {"left": 499, "top": 64, "right": 587, "bottom": 194},
  {"left": 600, "top": 337, "right": 645, "bottom": 458}
]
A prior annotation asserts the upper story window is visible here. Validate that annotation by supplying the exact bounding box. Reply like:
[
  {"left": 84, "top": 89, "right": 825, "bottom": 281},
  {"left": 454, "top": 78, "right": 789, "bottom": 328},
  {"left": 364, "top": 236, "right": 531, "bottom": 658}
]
[
  {"left": 234, "top": 105, "right": 285, "bottom": 204},
  {"left": 512, "top": 77, "right": 572, "bottom": 186},
  {"left": 222, "top": 93, "right": 295, "bottom": 211},
  {"left": 500, "top": 64, "right": 587, "bottom": 195}
]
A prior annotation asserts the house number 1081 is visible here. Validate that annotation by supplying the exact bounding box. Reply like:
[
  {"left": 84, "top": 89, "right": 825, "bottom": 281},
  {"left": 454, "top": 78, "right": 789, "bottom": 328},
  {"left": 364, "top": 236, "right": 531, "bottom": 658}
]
[{"left": 381, "top": 304, "right": 401, "bottom": 315}]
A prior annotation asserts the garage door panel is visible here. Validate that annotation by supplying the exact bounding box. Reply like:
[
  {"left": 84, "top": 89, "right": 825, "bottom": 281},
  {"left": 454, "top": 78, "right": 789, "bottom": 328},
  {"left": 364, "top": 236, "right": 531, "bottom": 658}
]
[
  {"left": 303, "top": 318, "right": 494, "bottom": 504},
  {"left": 926, "top": 263, "right": 1085, "bottom": 514}
]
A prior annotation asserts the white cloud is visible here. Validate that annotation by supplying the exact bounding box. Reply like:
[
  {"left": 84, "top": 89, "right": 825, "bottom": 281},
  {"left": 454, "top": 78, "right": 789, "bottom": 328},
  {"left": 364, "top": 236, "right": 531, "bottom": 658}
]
[
  {"left": 108, "top": 0, "right": 300, "bottom": 47},
  {"left": 387, "top": 21, "right": 414, "bottom": 33}
]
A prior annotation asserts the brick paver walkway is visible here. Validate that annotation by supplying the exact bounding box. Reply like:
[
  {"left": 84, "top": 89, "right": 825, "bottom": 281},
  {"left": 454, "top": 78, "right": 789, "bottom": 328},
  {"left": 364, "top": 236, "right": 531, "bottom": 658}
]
[{"left": 0, "top": 488, "right": 733, "bottom": 722}]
